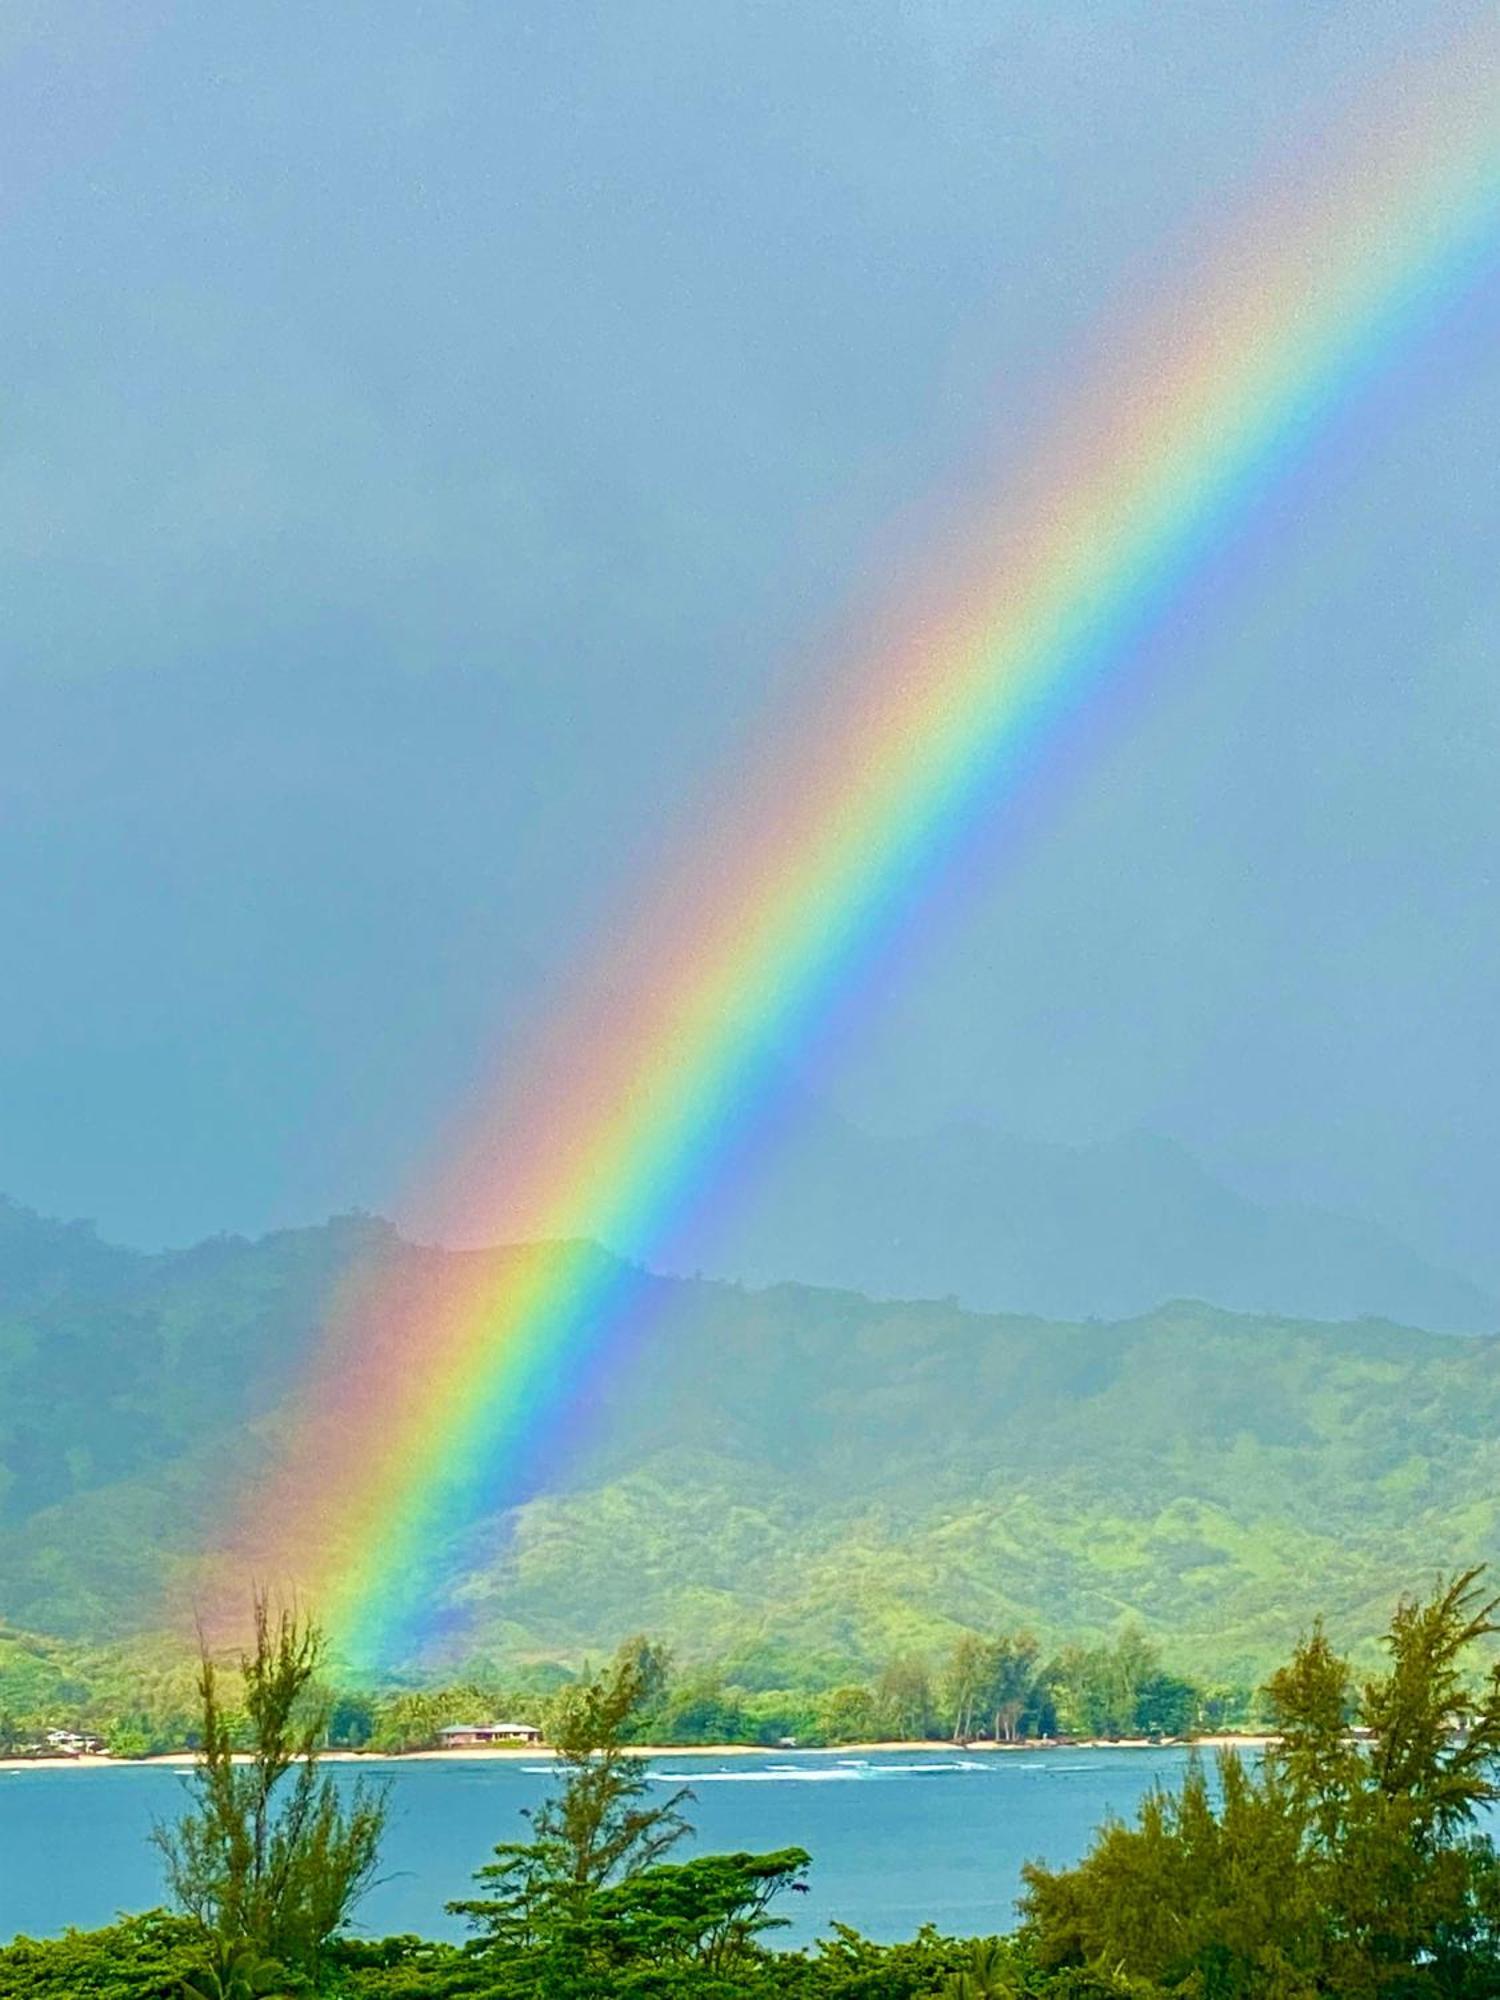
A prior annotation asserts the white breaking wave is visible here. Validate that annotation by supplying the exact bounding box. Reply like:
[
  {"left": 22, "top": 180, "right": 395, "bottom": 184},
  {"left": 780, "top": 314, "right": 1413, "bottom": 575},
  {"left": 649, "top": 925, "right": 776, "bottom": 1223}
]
[{"left": 645, "top": 1758, "right": 990, "bottom": 1784}]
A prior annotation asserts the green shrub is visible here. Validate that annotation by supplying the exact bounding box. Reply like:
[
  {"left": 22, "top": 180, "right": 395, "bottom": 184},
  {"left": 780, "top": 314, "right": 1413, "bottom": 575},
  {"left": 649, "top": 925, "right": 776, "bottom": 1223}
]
[{"left": 0, "top": 1913, "right": 207, "bottom": 2000}]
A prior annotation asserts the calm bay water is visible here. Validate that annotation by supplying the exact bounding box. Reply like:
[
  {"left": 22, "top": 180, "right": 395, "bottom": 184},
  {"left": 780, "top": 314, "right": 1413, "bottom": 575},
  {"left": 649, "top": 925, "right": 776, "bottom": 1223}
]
[{"left": 2, "top": 1747, "right": 1199, "bottom": 1946}]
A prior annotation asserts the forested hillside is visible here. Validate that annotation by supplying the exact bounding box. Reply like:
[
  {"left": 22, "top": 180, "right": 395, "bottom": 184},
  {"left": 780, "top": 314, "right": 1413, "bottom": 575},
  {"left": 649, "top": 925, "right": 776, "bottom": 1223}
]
[{"left": 1, "top": 1196, "right": 1497, "bottom": 1682}]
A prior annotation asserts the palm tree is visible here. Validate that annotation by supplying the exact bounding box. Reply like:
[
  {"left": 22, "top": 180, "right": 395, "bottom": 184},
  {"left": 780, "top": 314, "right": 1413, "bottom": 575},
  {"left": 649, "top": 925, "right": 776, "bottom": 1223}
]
[
  {"left": 940, "top": 1937, "right": 1016, "bottom": 1997},
  {"left": 179, "top": 1936, "right": 289, "bottom": 1999}
]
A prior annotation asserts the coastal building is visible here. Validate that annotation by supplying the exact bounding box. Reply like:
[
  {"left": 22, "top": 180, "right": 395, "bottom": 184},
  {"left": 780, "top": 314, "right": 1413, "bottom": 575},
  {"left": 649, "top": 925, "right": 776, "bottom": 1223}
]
[
  {"left": 437, "top": 1721, "right": 544, "bottom": 1748},
  {"left": 43, "top": 1728, "right": 104, "bottom": 1756}
]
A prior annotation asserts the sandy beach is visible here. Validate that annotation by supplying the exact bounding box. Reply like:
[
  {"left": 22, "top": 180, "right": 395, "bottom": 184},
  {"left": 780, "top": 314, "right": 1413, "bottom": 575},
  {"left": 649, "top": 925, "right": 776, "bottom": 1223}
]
[{"left": 0, "top": 1734, "right": 1278, "bottom": 1774}]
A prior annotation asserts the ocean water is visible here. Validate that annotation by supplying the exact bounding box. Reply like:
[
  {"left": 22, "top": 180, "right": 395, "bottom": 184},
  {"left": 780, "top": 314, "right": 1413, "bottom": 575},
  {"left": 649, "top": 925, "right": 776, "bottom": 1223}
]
[{"left": 1, "top": 1747, "right": 1200, "bottom": 1946}]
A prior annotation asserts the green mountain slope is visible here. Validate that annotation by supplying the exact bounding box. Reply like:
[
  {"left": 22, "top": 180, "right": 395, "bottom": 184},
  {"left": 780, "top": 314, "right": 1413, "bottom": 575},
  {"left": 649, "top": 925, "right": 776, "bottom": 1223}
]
[
  {"left": 0, "top": 1199, "right": 1497, "bottom": 1681},
  {"left": 457, "top": 1284, "right": 1500, "bottom": 1681}
]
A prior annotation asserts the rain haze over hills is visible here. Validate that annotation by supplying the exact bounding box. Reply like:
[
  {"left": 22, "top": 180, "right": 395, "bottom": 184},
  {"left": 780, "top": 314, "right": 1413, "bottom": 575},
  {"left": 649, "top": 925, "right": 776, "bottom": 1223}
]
[{"left": 2, "top": 0, "right": 1497, "bottom": 1325}]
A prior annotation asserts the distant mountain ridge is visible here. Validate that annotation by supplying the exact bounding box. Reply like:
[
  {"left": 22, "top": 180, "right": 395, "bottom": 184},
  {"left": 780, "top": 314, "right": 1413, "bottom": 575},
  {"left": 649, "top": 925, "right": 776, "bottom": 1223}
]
[
  {"left": 0, "top": 1193, "right": 1497, "bottom": 1682},
  {"left": 659, "top": 1112, "right": 1498, "bottom": 1332},
  {"left": 0, "top": 1194, "right": 143, "bottom": 1308}
]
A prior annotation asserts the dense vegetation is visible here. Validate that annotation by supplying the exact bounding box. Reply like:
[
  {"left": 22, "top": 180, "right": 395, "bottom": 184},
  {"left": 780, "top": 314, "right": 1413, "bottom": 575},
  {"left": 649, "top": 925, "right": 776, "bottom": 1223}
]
[
  {"left": 3, "top": 1577, "right": 1499, "bottom": 1997},
  {"left": 3, "top": 1198, "right": 1500, "bottom": 1688},
  {"left": 0, "top": 1615, "right": 1239, "bottom": 1759}
]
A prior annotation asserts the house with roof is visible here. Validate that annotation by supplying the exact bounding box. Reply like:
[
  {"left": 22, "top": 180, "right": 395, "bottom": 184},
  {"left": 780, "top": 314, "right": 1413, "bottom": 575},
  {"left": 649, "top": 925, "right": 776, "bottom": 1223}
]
[
  {"left": 44, "top": 1727, "right": 104, "bottom": 1756},
  {"left": 437, "top": 1721, "right": 544, "bottom": 1748}
]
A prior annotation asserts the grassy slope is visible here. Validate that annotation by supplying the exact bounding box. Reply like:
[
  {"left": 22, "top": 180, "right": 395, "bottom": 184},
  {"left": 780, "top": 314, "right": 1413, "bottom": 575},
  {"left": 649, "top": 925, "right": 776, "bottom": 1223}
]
[
  {"left": 457, "top": 1287, "right": 1500, "bottom": 1681},
  {"left": 1, "top": 1204, "right": 1497, "bottom": 1681}
]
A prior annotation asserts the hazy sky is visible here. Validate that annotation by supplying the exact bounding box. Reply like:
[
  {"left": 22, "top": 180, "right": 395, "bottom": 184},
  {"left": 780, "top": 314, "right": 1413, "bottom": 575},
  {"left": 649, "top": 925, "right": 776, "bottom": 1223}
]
[{"left": 3, "top": 2, "right": 1497, "bottom": 1284}]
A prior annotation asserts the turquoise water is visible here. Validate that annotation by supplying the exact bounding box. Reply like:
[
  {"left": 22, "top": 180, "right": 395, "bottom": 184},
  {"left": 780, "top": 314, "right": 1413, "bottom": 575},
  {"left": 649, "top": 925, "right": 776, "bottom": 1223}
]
[{"left": 1, "top": 1747, "right": 1195, "bottom": 1946}]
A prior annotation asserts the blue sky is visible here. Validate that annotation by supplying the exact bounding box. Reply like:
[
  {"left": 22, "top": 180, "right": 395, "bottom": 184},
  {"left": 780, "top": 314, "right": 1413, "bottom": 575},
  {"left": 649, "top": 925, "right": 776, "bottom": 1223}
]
[{"left": 2, "top": 2, "right": 1496, "bottom": 1287}]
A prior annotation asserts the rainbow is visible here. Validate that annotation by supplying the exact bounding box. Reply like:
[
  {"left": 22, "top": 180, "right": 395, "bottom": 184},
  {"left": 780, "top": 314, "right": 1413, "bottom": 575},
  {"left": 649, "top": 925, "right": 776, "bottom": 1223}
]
[{"left": 224, "top": 21, "right": 1500, "bottom": 1668}]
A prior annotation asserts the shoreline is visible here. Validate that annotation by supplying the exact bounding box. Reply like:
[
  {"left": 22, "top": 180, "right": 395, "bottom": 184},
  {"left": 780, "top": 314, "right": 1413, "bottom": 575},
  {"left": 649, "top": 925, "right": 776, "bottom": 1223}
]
[{"left": 0, "top": 1734, "right": 1277, "bottom": 1774}]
